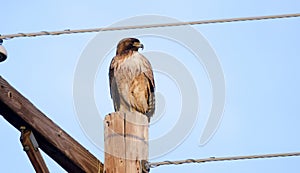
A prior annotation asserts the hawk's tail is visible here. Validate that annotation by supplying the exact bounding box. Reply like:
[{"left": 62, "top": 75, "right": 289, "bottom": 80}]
[{"left": 146, "top": 92, "right": 155, "bottom": 122}]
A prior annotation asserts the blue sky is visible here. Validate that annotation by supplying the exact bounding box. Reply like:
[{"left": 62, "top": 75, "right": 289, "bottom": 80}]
[{"left": 1, "top": 1, "right": 300, "bottom": 172}]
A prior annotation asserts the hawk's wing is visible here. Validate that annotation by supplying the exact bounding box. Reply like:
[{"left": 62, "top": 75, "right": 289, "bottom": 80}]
[
  {"left": 109, "top": 58, "right": 120, "bottom": 111},
  {"left": 129, "top": 55, "right": 155, "bottom": 118}
]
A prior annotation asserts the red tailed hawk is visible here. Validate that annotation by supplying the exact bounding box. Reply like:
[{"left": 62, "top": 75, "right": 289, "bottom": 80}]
[{"left": 109, "top": 38, "right": 155, "bottom": 122}]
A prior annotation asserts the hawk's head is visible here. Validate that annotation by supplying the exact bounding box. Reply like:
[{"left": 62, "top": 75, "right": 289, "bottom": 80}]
[{"left": 116, "top": 38, "right": 144, "bottom": 55}]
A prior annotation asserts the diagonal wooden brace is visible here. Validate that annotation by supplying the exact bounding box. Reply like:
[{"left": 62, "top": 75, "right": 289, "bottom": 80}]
[{"left": 20, "top": 126, "right": 50, "bottom": 173}]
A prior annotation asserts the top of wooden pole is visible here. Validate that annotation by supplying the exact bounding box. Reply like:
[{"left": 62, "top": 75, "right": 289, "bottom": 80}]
[{"left": 104, "top": 111, "right": 149, "bottom": 173}]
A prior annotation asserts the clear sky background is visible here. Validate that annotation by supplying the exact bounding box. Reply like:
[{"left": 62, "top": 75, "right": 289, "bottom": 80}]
[{"left": 1, "top": 1, "right": 300, "bottom": 172}]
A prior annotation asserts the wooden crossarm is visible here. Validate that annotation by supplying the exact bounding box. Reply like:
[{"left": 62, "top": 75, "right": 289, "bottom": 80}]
[{"left": 0, "top": 76, "right": 103, "bottom": 173}]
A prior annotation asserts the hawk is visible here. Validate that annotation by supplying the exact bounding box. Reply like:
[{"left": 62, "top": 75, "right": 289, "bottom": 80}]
[{"left": 109, "top": 38, "right": 155, "bottom": 122}]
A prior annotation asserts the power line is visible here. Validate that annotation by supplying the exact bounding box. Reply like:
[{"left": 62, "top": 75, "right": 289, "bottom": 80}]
[
  {"left": 149, "top": 151, "right": 300, "bottom": 168},
  {"left": 1, "top": 13, "right": 300, "bottom": 40}
]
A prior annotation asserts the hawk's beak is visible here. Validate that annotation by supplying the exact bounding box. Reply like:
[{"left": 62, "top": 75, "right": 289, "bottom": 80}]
[
  {"left": 133, "top": 42, "right": 144, "bottom": 50},
  {"left": 140, "top": 44, "right": 144, "bottom": 50}
]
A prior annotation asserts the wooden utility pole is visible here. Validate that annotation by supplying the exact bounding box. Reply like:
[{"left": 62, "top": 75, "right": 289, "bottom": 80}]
[
  {"left": 104, "top": 112, "right": 149, "bottom": 173},
  {"left": 0, "top": 76, "right": 103, "bottom": 173}
]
